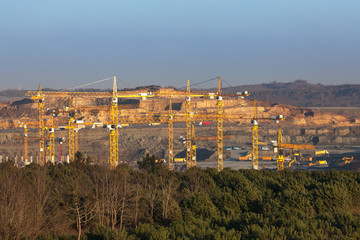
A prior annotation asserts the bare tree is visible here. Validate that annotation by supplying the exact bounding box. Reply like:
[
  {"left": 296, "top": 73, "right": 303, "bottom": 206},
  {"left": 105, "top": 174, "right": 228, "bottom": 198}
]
[
  {"left": 0, "top": 164, "right": 34, "bottom": 240},
  {"left": 160, "top": 175, "right": 179, "bottom": 220}
]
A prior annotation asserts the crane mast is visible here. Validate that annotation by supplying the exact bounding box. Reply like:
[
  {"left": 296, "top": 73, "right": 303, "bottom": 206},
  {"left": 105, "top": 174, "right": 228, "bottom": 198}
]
[
  {"left": 75, "top": 128, "right": 79, "bottom": 154},
  {"left": 252, "top": 100, "right": 259, "bottom": 170},
  {"left": 109, "top": 76, "right": 119, "bottom": 169},
  {"left": 191, "top": 124, "right": 197, "bottom": 167},
  {"left": 68, "top": 97, "right": 76, "bottom": 161},
  {"left": 37, "top": 83, "right": 45, "bottom": 165},
  {"left": 168, "top": 100, "right": 174, "bottom": 171},
  {"left": 186, "top": 80, "right": 193, "bottom": 170},
  {"left": 46, "top": 115, "right": 55, "bottom": 164},
  {"left": 217, "top": 76, "right": 224, "bottom": 172},
  {"left": 277, "top": 127, "right": 284, "bottom": 171},
  {"left": 24, "top": 126, "right": 28, "bottom": 162}
]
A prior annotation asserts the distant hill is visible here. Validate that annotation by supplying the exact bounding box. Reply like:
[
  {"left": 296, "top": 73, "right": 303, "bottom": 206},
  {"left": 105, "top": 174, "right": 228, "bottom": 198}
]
[
  {"left": 221, "top": 80, "right": 360, "bottom": 107},
  {"left": 1, "top": 80, "right": 360, "bottom": 107}
]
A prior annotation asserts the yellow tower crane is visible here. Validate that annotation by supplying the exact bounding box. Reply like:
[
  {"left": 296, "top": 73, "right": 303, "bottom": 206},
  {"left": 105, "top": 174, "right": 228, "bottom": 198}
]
[
  {"left": 15, "top": 121, "right": 41, "bottom": 163},
  {"left": 26, "top": 76, "right": 154, "bottom": 169},
  {"left": 24, "top": 125, "right": 28, "bottom": 162},
  {"left": 168, "top": 100, "right": 174, "bottom": 171},
  {"left": 109, "top": 76, "right": 119, "bottom": 170},
  {"left": 75, "top": 128, "right": 79, "bottom": 154},
  {"left": 191, "top": 124, "right": 197, "bottom": 168},
  {"left": 251, "top": 100, "right": 259, "bottom": 170},
  {"left": 217, "top": 76, "right": 224, "bottom": 172},
  {"left": 68, "top": 96, "right": 76, "bottom": 161},
  {"left": 186, "top": 80, "right": 193, "bottom": 170},
  {"left": 29, "top": 83, "right": 46, "bottom": 165},
  {"left": 250, "top": 99, "right": 284, "bottom": 170},
  {"left": 45, "top": 115, "right": 55, "bottom": 164}
]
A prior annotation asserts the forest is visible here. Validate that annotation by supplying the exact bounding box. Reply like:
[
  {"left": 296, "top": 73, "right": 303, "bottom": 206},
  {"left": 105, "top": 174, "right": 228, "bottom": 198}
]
[{"left": 1, "top": 154, "right": 360, "bottom": 240}]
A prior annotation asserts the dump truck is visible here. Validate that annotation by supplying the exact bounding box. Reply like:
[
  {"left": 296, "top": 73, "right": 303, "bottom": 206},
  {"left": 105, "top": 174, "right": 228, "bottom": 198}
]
[
  {"left": 149, "top": 123, "right": 161, "bottom": 126},
  {"left": 315, "top": 150, "right": 329, "bottom": 155},
  {"left": 174, "top": 158, "right": 185, "bottom": 163},
  {"left": 309, "top": 160, "right": 328, "bottom": 166},
  {"left": 316, "top": 160, "right": 327, "bottom": 165}
]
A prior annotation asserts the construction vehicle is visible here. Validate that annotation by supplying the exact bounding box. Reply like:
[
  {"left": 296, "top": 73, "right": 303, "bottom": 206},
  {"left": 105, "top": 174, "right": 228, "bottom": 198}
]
[
  {"left": 338, "top": 157, "right": 353, "bottom": 167},
  {"left": 149, "top": 123, "right": 161, "bottom": 126},
  {"left": 288, "top": 159, "right": 298, "bottom": 167},
  {"left": 317, "top": 160, "right": 327, "bottom": 165},
  {"left": 309, "top": 160, "right": 328, "bottom": 167},
  {"left": 174, "top": 158, "right": 185, "bottom": 163},
  {"left": 275, "top": 128, "right": 317, "bottom": 170},
  {"left": 315, "top": 150, "right": 329, "bottom": 155},
  {"left": 342, "top": 157, "right": 353, "bottom": 164},
  {"left": 239, "top": 152, "right": 251, "bottom": 161},
  {"left": 199, "top": 121, "right": 211, "bottom": 126}
]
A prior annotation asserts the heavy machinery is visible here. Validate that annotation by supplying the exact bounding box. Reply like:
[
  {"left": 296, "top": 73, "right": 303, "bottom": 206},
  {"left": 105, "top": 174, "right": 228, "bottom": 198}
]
[
  {"left": 238, "top": 152, "right": 251, "bottom": 161},
  {"left": 26, "top": 76, "right": 155, "bottom": 168},
  {"left": 276, "top": 127, "right": 317, "bottom": 170},
  {"left": 337, "top": 157, "right": 353, "bottom": 167},
  {"left": 22, "top": 76, "right": 253, "bottom": 171},
  {"left": 315, "top": 150, "right": 329, "bottom": 155},
  {"left": 251, "top": 99, "right": 284, "bottom": 170}
]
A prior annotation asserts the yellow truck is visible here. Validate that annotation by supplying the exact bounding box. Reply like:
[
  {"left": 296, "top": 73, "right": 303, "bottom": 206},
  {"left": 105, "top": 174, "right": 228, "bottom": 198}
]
[
  {"left": 174, "top": 158, "right": 185, "bottom": 163},
  {"left": 309, "top": 160, "right": 328, "bottom": 166},
  {"left": 315, "top": 150, "right": 329, "bottom": 155},
  {"left": 316, "top": 160, "right": 327, "bottom": 165}
]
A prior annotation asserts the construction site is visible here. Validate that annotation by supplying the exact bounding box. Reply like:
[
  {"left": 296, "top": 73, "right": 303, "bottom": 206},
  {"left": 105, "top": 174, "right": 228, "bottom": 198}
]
[{"left": 0, "top": 76, "right": 360, "bottom": 172}]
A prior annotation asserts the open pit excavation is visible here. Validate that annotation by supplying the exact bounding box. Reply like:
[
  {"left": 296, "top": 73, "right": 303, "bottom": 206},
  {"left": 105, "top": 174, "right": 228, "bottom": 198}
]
[{"left": 1, "top": 76, "right": 360, "bottom": 172}]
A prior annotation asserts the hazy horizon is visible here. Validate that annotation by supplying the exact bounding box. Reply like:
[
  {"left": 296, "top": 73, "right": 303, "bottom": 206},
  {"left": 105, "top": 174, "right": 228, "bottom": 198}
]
[{"left": 1, "top": 0, "right": 359, "bottom": 91}]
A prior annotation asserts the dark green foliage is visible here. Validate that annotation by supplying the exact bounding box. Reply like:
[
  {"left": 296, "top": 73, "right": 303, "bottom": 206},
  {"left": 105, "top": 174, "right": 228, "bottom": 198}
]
[
  {"left": 1, "top": 162, "right": 360, "bottom": 239},
  {"left": 138, "top": 154, "right": 168, "bottom": 175}
]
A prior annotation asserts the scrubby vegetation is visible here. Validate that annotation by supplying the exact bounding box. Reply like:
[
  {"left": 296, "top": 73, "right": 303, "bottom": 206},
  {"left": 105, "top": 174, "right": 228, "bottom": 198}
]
[{"left": 1, "top": 154, "right": 360, "bottom": 239}]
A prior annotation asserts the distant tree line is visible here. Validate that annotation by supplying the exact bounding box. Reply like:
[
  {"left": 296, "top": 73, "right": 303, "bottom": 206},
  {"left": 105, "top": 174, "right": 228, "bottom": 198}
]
[
  {"left": 223, "top": 80, "right": 360, "bottom": 107},
  {"left": 3, "top": 80, "right": 360, "bottom": 107},
  {"left": 1, "top": 154, "right": 360, "bottom": 239}
]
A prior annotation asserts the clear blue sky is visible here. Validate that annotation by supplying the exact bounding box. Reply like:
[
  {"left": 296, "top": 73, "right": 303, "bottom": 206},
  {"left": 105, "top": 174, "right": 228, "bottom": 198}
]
[{"left": 1, "top": 0, "right": 359, "bottom": 90}]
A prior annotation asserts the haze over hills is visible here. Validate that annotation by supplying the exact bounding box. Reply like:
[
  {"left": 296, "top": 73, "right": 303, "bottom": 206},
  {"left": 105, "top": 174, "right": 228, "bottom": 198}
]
[{"left": 1, "top": 80, "right": 360, "bottom": 107}]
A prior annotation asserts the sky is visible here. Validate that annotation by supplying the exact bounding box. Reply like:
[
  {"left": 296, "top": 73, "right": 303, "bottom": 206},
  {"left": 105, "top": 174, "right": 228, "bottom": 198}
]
[{"left": 0, "top": 0, "right": 360, "bottom": 90}]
